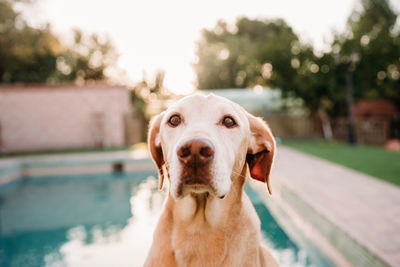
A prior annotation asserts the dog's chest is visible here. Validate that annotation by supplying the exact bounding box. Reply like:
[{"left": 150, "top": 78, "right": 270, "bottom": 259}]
[{"left": 173, "top": 228, "right": 228, "bottom": 265}]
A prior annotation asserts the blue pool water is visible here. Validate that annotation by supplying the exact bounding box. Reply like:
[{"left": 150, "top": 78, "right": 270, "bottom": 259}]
[{"left": 0, "top": 172, "right": 333, "bottom": 267}]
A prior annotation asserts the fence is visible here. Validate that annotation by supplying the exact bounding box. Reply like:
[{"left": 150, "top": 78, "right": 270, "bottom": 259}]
[
  {"left": 264, "top": 115, "right": 317, "bottom": 139},
  {"left": 264, "top": 114, "right": 391, "bottom": 146},
  {"left": 332, "top": 118, "right": 390, "bottom": 146}
]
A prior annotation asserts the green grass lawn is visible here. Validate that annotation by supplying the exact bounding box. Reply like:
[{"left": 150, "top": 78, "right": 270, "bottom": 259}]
[{"left": 283, "top": 140, "right": 400, "bottom": 187}]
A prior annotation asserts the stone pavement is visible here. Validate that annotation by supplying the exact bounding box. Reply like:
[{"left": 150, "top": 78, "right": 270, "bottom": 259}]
[{"left": 271, "top": 146, "right": 400, "bottom": 266}]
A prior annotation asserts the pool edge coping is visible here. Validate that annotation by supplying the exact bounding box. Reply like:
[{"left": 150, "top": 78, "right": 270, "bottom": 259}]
[
  {"left": 249, "top": 176, "right": 390, "bottom": 267},
  {"left": 0, "top": 151, "right": 155, "bottom": 185}
]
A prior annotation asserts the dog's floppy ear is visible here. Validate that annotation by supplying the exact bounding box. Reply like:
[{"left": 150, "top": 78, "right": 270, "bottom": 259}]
[
  {"left": 246, "top": 113, "right": 276, "bottom": 194},
  {"left": 148, "top": 112, "right": 165, "bottom": 190}
]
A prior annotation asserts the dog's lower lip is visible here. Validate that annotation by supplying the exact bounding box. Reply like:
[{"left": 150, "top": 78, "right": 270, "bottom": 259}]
[
  {"left": 180, "top": 183, "right": 213, "bottom": 196},
  {"left": 184, "top": 179, "right": 206, "bottom": 185}
]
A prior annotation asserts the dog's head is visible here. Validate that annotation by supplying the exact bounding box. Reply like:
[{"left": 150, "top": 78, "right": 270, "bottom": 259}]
[{"left": 148, "top": 94, "right": 275, "bottom": 200}]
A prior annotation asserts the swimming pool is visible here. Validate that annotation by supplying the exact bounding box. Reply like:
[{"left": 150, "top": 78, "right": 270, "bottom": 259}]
[{"left": 0, "top": 171, "right": 333, "bottom": 267}]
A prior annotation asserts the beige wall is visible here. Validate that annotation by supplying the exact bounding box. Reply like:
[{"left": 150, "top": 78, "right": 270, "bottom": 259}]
[{"left": 0, "top": 84, "right": 132, "bottom": 152}]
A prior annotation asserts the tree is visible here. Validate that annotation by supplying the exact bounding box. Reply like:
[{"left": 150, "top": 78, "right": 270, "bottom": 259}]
[
  {"left": 130, "top": 70, "right": 171, "bottom": 140},
  {"left": 194, "top": 18, "right": 325, "bottom": 112},
  {"left": 55, "top": 29, "right": 118, "bottom": 82},
  {"left": 0, "top": 0, "right": 118, "bottom": 84},
  {"left": 196, "top": 18, "right": 299, "bottom": 89},
  {"left": 332, "top": 0, "right": 400, "bottom": 109},
  {"left": 194, "top": 0, "right": 400, "bottom": 114},
  {"left": 0, "top": 0, "right": 61, "bottom": 83}
]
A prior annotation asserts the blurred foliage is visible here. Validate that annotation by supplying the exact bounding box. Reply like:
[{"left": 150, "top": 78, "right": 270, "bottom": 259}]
[
  {"left": 333, "top": 0, "right": 400, "bottom": 109},
  {"left": 195, "top": 0, "right": 400, "bottom": 115},
  {"left": 130, "top": 70, "right": 171, "bottom": 140},
  {"left": 131, "top": 70, "right": 170, "bottom": 118},
  {"left": 0, "top": 0, "right": 118, "bottom": 83}
]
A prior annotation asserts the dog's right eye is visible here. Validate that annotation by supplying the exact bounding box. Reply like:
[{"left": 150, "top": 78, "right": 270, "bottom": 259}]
[
  {"left": 168, "top": 114, "right": 181, "bottom": 127},
  {"left": 222, "top": 116, "right": 237, "bottom": 128}
]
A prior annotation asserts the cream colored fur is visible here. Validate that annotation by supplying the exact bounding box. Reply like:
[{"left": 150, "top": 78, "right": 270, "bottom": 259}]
[{"left": 145, "top": 94, "right": 279, "bottom": 267}]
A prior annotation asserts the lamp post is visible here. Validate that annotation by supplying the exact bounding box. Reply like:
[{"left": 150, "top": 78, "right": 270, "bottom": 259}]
[
  {"left": 337, "top": 52, "right": 358, "bottom": 145},
  {"left": 346, "top": 53, "right": 358, "bottom": 145}
]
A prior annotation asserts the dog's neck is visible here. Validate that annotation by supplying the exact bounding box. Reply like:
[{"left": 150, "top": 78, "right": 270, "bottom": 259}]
[
  {"left": 166, "top": 171, "right": 246, "bottom": 229},
  {"left": 156, "top": 166, "right": 261, "bottom": 266}
]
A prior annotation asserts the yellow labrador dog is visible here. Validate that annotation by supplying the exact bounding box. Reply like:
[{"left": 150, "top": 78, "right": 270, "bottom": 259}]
[{"left": 144, "top": 94, "right": 279, "bottom": 267}]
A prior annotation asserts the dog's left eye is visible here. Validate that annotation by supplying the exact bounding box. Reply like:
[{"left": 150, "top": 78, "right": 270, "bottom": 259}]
[
  {"left": 222, "top": 116, "right": 237, "bottom": 128},
  {"left": 168, "top": 114, "right": 182, "bottom": 127}
]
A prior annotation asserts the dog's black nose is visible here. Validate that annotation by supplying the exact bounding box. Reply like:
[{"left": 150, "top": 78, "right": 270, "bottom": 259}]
[{"left": 177, "top": 138, "right": 214, "bottom": 165}]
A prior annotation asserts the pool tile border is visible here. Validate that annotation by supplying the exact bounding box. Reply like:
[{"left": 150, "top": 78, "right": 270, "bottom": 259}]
[{"left": 0, "top": 152, "right": 155, "bottom": 185}]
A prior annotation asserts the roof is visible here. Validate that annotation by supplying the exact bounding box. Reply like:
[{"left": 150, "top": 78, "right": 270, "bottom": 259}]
[
  {"left": 354, "top": 99, "right": 397, "bottom": 119},
  {"left": 203, "top": 88, "right": 282, "bottom": 111}
]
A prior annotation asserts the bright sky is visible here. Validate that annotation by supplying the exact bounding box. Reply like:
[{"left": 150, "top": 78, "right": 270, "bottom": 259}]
[{"left": 20, "top": 0, "right": 400, "bottom": 94}]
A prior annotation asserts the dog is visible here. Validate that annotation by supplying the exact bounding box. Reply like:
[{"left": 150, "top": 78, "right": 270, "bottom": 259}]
[{"left": 144, "top": 94, "right": 279, "bottom": 267}]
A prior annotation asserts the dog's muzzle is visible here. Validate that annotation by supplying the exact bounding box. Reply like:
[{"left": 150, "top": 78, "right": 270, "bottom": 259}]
[{"left": 177, "top": 138, "right": 214, "bottom": 186}]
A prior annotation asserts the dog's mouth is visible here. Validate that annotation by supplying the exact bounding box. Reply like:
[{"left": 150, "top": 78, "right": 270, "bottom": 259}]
[
  {"left": 174, "top": 165, "right": 222, "bottom": 197},
  {"left": 176, "top": 172, "right": 213, "bottom": 196},
  {"left": 172, "top": 148, "right": 228, "bottom": 199},
  {"left": 175, "top": 173, "right": 227, "bottom": 199},
  {"left": 181, "top": 183, "right": 211, "bottom": 195},
  {"left": 178, "top": 183, "right": 226, "bottom": 199}
]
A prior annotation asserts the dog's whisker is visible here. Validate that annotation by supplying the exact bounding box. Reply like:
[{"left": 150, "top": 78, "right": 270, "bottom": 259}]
[{"left": 230, "top": 169, "right": 248, "bottom": 179}]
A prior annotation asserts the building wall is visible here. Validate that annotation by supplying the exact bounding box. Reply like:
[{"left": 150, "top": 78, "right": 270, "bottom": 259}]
[{"left": 0, "top": 84, "right": 132, "bottom": 152}]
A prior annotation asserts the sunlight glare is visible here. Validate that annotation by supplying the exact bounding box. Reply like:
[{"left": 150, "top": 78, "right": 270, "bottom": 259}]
[{"left": 20, "top": 0, "right": 376, "bottom": 93}]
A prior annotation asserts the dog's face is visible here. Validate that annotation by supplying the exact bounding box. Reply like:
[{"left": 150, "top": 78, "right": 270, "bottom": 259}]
[{"left": 148, "top": 94, "right": 275, "bottom": 200}]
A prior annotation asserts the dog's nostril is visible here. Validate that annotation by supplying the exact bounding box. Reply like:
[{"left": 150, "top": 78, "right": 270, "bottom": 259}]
[
  {"left": 177, "top": 138, "right": 215, "bottom": 164},
  {"left": 200, "top": 146, "right": 214, "bottom": 158},
  {"left": 178, "top": 146, "right": 191, "bottom": 159}
]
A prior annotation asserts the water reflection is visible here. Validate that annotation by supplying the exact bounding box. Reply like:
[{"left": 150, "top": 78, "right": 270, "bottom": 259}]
[
  {"left": 246, "top": 185, "right": 331, "bottom": 267},
  {"left": 56, "top": 176, "right": 165, "bottom": 267},
  {"left": 0, "top": 172, "right": 161, "bottom": 267},
  {"left": 0, "top": 173, "right": 331, "bottom": 267}
]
